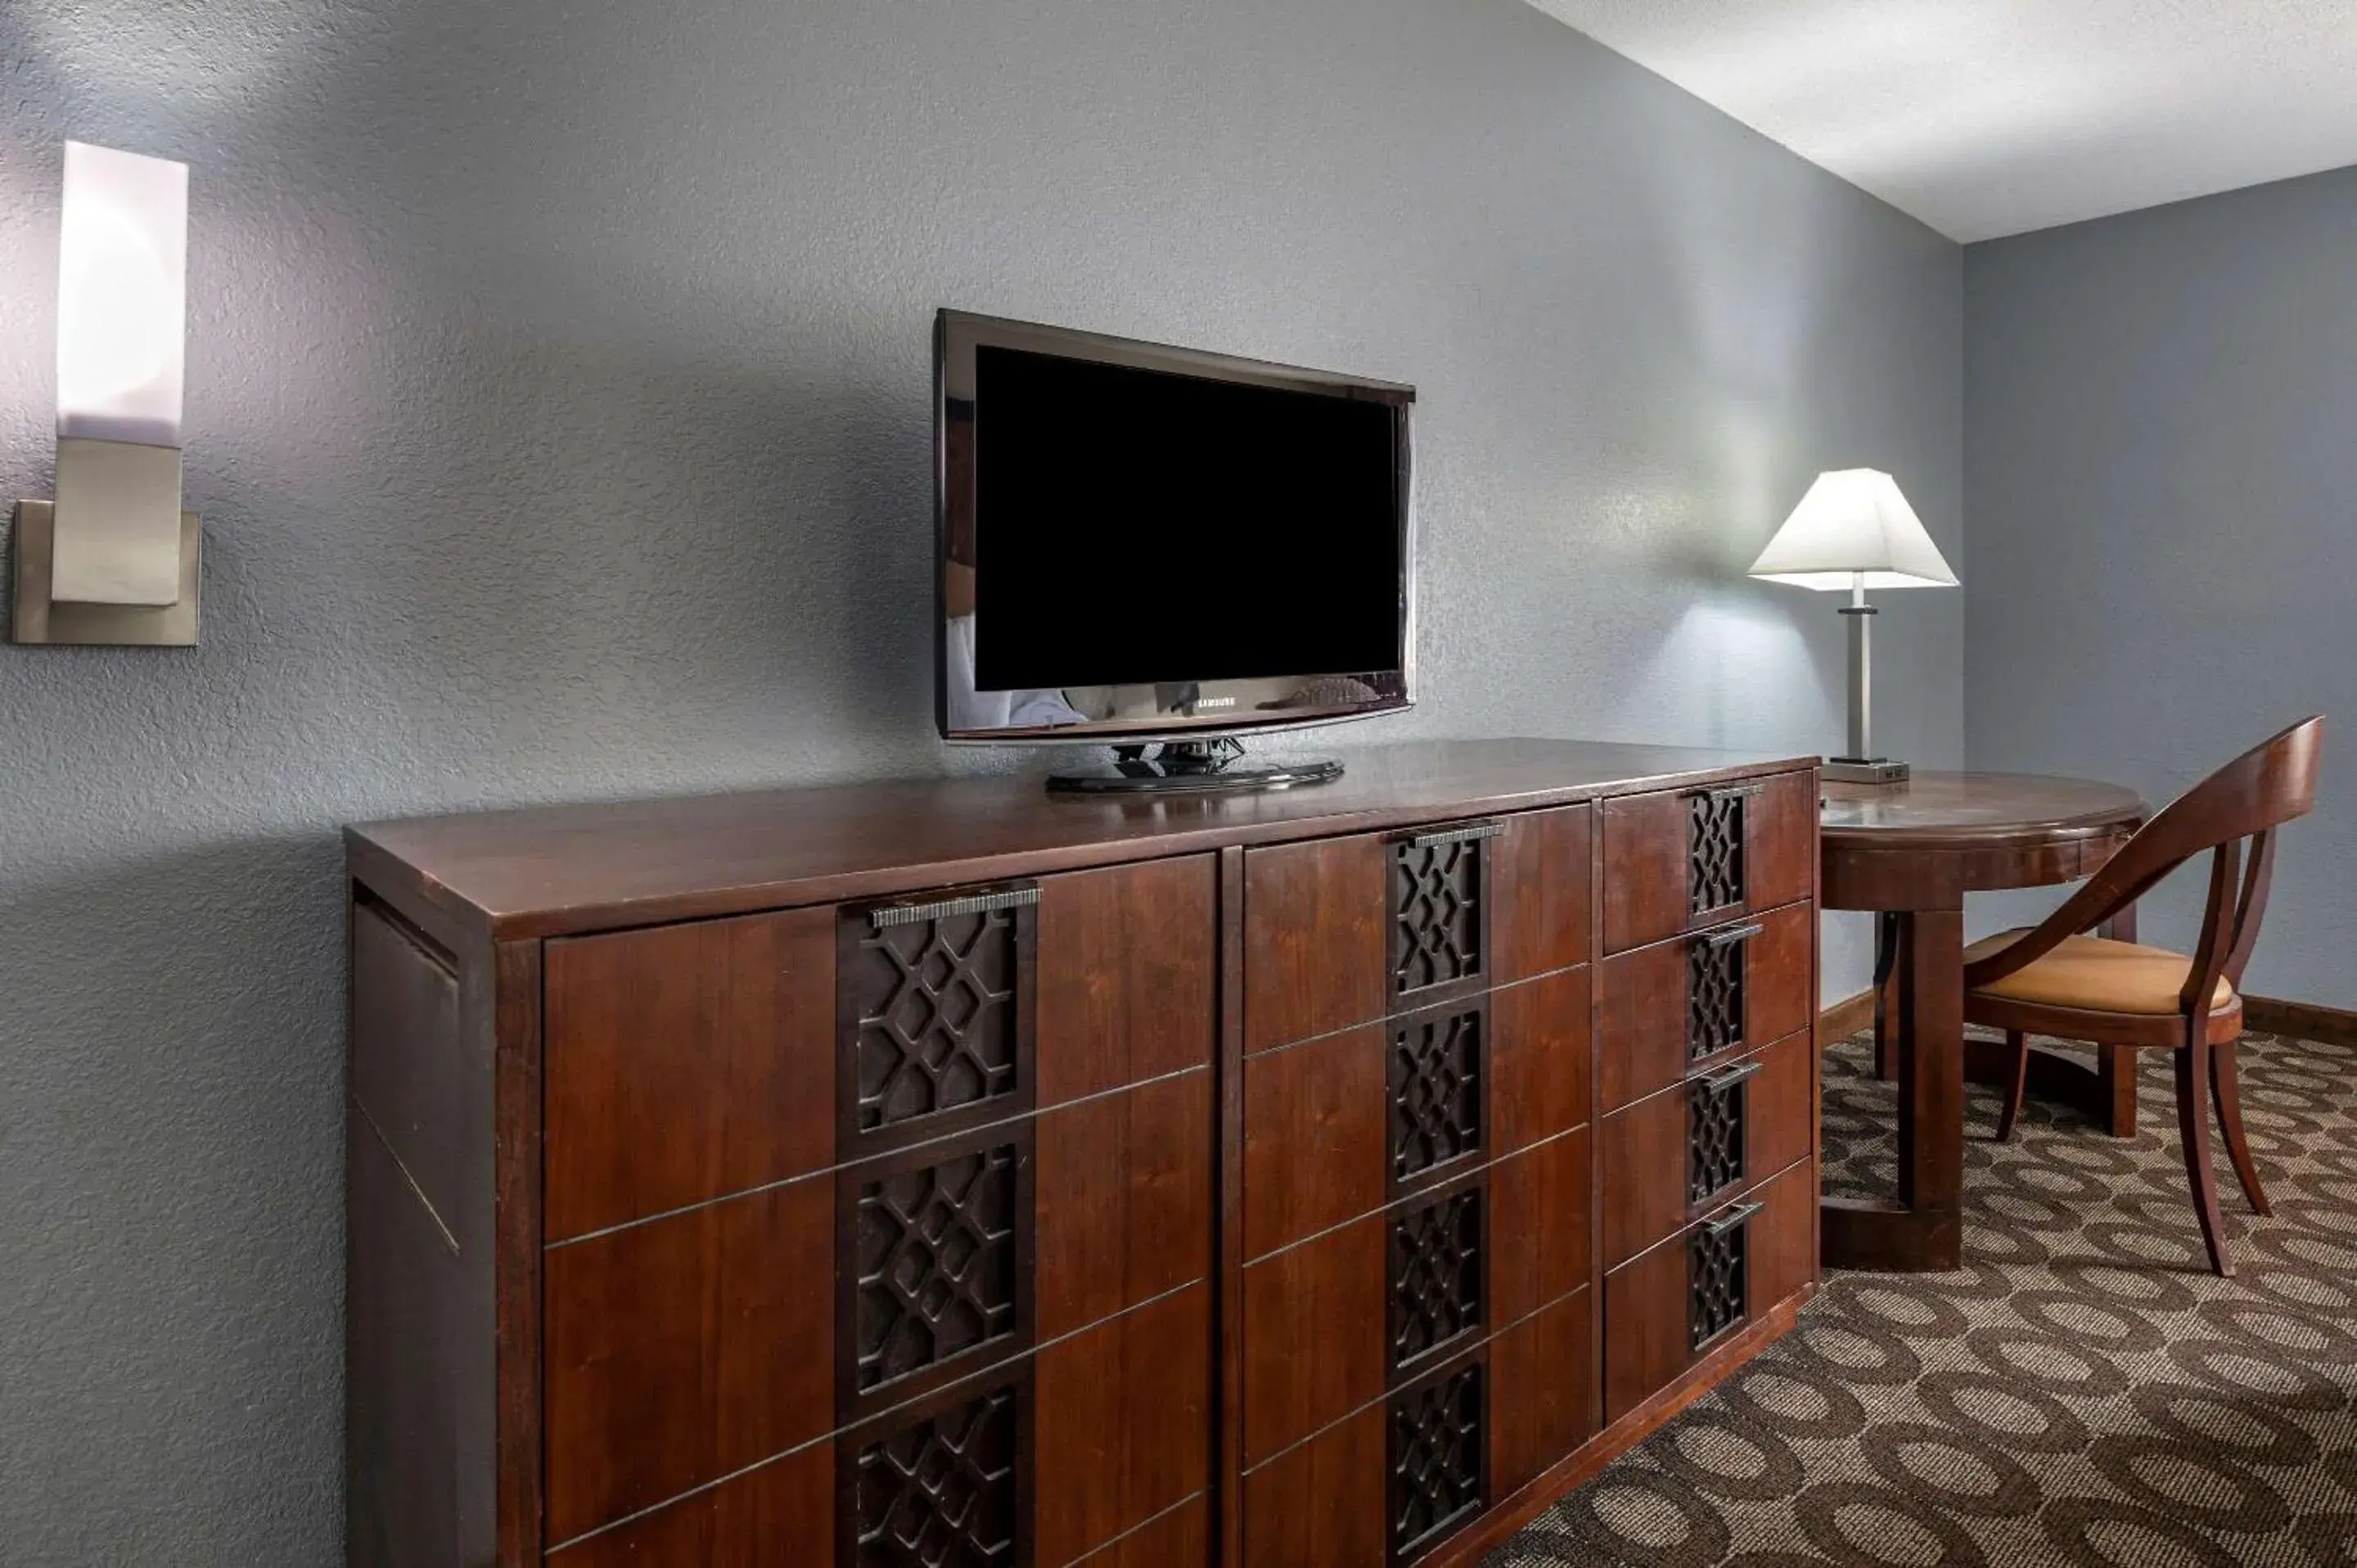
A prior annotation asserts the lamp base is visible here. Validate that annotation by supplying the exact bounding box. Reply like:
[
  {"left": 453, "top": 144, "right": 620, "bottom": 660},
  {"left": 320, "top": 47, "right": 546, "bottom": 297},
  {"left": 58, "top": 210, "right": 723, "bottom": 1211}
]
[{"left": 1823, "top": 757, "right": 1910, "bottom": 786}]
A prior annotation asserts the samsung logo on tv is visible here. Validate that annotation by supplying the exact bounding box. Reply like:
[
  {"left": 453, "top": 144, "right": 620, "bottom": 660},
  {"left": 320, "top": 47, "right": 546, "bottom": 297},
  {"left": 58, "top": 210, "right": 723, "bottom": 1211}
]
[{"left": 1193, "top": 696, "right": 1237, "bottom": 710}]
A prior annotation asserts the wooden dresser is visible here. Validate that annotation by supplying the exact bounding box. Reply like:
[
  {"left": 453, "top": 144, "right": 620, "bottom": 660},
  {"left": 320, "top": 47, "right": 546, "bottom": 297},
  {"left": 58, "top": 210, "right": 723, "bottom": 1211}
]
[{"left": 345, "top": 740, "right": 1819, "bottom": 1568}]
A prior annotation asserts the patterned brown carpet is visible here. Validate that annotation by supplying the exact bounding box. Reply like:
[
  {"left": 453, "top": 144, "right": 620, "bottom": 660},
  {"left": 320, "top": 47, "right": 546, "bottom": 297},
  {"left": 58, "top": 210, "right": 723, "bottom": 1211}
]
[{"left": 1487, "top": 1029, "right": 2357, "bottom": 1568}]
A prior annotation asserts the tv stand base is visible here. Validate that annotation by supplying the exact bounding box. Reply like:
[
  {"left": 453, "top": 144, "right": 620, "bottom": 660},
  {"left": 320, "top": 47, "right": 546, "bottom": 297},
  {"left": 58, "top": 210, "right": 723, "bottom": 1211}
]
[{"left": 1045, "top": 738, "right": 1343, "bottom": 795}]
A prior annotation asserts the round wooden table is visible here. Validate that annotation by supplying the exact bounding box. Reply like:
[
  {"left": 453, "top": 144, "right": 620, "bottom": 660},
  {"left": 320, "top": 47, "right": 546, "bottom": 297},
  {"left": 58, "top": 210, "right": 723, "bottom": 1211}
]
[{"left": 1818, "top": 772, "right": 2147, "bottom": 1272}]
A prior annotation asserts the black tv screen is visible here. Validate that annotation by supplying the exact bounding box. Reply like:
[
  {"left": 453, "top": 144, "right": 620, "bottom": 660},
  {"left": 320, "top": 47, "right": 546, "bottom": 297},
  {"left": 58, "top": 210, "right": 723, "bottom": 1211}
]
[{"left": 937, "top": 313, "right": 1415, "bottom": 742}]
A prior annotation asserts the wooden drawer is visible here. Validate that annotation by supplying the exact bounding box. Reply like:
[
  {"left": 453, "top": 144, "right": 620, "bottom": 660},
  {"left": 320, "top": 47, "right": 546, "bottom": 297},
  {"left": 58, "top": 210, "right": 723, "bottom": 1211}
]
[
  {"left": 1034, "top": 1284, "right": 1213, "bottom": 1566},
  {"left": 1600, "top": 770, "right": 1815, "bottom": 954},
  {"left": 1598, "top": 1028, "right": 1813, "bottom": 1269},
  {"left": 545, "top": 907, "right": 836, "bottom": 1242},
  {"left": 1597, "top": 899, "right": 1813, "bottom": 1113},
  {"left": 1036, "top": 1070, "right": 1214, "bottom": 1339},
  {"left": 1601, "top": 1159, "right": 1814, "bottom": 1424},
  {"left": 1244, "top": 805, "right": 1594, "bottom": 1054},
  {"left": 1037, "top": 855, "right": 1218, "bottom": 1105},
  {"left": 1489, "top": 1127, "right": 1592, "bottom": 1326},
  {"left": 1489, "top": 1287, "right": 1597, "bottom": 1503},
  {"left": 1244, "top": 1348, "right": 1492, "bottom": 1568},
  {"left": 543, "top": 1178, "right": 835, "bottom": 1545},
  {"left": 1244, "top": 971, "right": 1590, "bottom": 1263}
]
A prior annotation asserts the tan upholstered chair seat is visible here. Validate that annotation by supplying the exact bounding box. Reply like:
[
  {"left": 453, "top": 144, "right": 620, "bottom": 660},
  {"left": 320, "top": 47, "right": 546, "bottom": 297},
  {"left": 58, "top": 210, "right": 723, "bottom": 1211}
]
[{"left": 1964, "top": 930, "right": 2235, "bottom": 1015}]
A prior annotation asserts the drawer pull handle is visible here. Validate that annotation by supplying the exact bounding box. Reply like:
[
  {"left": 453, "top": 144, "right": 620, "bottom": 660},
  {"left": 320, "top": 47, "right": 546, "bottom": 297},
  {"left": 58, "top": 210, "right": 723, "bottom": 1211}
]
[
  {"left": 1703, "top": 1200, "right": 1764, "bottom": 1237},
  {"left": 1700, "top": 1060, "right": 1764, "bottom": 1093},
  {"left": 870, "top": 885, "right": 1039, "bottom": 928},
  {"left": 1702, "top": 782, "right": 1765, "bottom": 803},
  {"left": 1407, "top": 821, "right": 1504, "bottom": 849},
  {"left": 1697, "top": 922, "right": 1764, "bottom": 950}
]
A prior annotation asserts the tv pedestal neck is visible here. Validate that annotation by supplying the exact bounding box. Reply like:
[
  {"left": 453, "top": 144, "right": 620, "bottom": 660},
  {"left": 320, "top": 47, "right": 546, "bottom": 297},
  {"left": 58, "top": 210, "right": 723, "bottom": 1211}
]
[{"left": 1044, "top": 737, "right": 1344, "bottom": 795}]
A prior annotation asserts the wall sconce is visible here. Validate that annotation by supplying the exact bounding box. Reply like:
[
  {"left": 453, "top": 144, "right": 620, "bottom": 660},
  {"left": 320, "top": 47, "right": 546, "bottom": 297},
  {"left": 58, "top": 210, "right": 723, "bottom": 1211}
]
[{"left": 11, "top": 141, "right": 197, "bottom": 646}]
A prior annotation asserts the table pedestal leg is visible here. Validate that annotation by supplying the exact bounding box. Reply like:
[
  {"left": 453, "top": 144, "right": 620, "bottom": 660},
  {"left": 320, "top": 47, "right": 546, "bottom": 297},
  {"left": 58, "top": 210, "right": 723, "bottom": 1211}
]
[
  {"left": 1873, "top": 912, "right": 1900, "bottom": 1082},
  {"left": 1823, "top": 906, "right": 1965, "bottom": 1273}
]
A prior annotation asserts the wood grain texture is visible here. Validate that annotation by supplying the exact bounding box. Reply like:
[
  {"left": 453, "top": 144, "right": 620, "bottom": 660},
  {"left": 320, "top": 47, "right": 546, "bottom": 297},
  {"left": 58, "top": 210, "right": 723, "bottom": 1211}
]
[
  {"left": 1596, "top": 1077, "right": 1688, "bottom": 1273},
  {"left": 1601, "top": 1223, "right": 1688, "bottom": 1425},
  {"left": 1215, "top": 846, "right": 1247, "bottom": 1568},
  {"left": 1596, "top": 934, "right": 1688, "bottom": 1114},
  {"left": 1037, "top": 1070, "right": 1214, "bottom": 1340},
  {"left": 1241, "top": 1024, "right": 1386, "bottom": 1260},
  {"left": 1240, "top": 1399, "right": 1387, "bottom": 1568},
  {"left": 543, "top": 1441, "right": 831, "bottom": 1565},
  {"left": 1600, "top": 790, "right": 1689, "bottom": 955},
  {"left": 1745, "top": 769, "right": 1818, "bottom": 916},
  {"left": 1242, "top": 836, "right": 1387, "bottom": 1053},
  {"left": 1067, "top": 1496, "right": 1210, "bottom": 1568},
  {"left": 543, "top": 908, "right": 834, "bottom": 1241},
  {"left": 1240, "top": 1213, "right": 1386, "bottom": 1467},
  {"left": 1746, "top": 900, "right": 1814, "bottom": 1049},
  {"left": 1744, "top": 1030, "right": 1813, "bottom": 1188},
  {"left": 349, "top": 900, "right": 472, "bottom": 1246},
  {"left": 1490, "top": 966, "right": 1592, "bottom": 1156},
  {"left": 1038, "top": 855, "right": 1219, "bottom": 1106},
  {"left": 1747, "top": 1160, "right": 1816, "bottom": 1313},
  {"left": 1489, "top": 1126, "right": 1593, "bottom": 1325},
  {"left": 1035, "top": 1285, "right": 1213, "bottom": 1567},
  {"left": 1489, "top": 1287, "right": 1596, "bottom": 1502},
  {"left": 349, "top": 741, "right": 1814, "bottom": 941},
  {"left": 346, "top": 1104, "right": 466, "bottom": 1568},
  {"left": 490, "top": 939, "right": 543, "bottom": 1568},
  {"left": 1492, "top": 803, "right": 1593, "bottom": 982},
  {"left": 1597, "top": 900, "right": 1813, "bottom": 1113},
  {"left": 542, "top": 1178, "right": 833, "bottom": 1544}
]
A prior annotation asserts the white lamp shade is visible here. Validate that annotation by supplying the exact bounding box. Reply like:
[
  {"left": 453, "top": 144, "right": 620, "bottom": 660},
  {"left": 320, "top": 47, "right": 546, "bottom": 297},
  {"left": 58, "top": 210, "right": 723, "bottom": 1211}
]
[
  {"left": 56, "top": 141, "right": 187, "bottom": 448},
  {"left": 1747, "top": 469, "right": 1957, "bottom": 590}
]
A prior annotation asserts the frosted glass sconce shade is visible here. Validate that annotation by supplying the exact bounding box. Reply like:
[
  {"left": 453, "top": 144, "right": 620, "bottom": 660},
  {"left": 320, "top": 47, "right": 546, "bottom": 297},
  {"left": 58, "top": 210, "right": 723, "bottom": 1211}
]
[
  {"left": 12, "top": 141, "right": 199, "bottom": 644},
  {"left": 57, "top": 142, "right": 187, "bottom": 448}
]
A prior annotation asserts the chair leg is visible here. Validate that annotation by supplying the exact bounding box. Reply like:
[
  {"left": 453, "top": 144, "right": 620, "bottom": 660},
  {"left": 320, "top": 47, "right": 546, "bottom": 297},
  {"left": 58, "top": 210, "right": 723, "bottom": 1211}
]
[
  {"left": 2176, "top": 1038, "right": 2234, "bottom": 1277},
  {"left": 1993, "top": 1030, "right": 2030, "bottom": 1142},
  {"left": 2211, "top": 1038, "right": 2273, "bottom": 1216}
]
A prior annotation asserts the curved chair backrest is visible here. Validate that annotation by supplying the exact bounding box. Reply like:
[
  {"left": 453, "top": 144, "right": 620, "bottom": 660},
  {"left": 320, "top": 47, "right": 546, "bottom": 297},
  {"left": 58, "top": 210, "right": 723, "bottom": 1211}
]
[{"left": 1963, "top": 715, "right": 2326, "bottom": 1013}]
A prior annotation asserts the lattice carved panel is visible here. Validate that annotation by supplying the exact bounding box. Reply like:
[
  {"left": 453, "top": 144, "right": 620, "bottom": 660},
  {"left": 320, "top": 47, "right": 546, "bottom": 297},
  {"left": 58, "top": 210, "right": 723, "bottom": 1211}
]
[
  {"left": 850, "top": 1381, "right": 1024, "bottom": 1568},
  {"left": 1390, "top": 1360, "right": 1486, "bottom": 1562},
  {"left": 1391, "top": 1005, "right": 1485, "bottom": 1187},
  {"left": 1688, "top": 1075, "right": 1747, "bottom": 1205},
  {"left": 1689, "top": 1215, "right": 1749, "bottom": 1351},
  {"left": 842, "top": 892, "right": 1032, "bottom": 1140},
  {"left": 851, "top": 1141, "right": 1025, "bottom": 1399},
  {"left": 1391, "top": 831, "right": 1489, "bottom": 998},
  {"left": 1390, "top": 1185, "right": 1485, "bottom": 1373},
  {"left": 1688, "top": 791, "right": 1747, "bottom": 917},
  {"left": 1688, "top": 939, "right": 1746, "bottom": 1061}
]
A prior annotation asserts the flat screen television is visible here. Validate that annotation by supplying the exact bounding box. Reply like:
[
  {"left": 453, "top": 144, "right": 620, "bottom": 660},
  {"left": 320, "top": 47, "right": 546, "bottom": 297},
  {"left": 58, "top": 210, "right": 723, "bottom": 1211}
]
[{"left": 935, "top": 310, "right": 1416, "bottom": 790}]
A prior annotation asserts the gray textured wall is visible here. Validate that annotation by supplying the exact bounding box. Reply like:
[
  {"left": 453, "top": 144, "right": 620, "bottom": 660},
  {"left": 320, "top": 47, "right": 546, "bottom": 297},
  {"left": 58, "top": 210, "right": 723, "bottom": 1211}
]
[
  {"left": 0, "top": 1, "right": 1958, "bottom": 1557},
  {"left": 1964, "top": 165, "right": 2355, "bottom": 1005}
]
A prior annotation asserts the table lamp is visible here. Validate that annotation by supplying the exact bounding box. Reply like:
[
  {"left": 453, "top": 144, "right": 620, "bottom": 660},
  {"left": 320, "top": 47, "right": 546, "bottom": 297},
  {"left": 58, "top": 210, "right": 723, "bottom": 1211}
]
[{"left": 1748, "top": 469, "right": 1956, "bottom": 785}]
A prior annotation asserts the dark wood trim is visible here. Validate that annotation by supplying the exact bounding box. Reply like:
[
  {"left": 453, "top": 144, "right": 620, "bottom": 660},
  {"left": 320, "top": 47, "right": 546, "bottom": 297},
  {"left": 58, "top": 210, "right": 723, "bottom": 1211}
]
[
  {"left": 1214, "top": 845, "right": 1246, "bottom": 1568},
  {"left": 491, "top": 938, "right": 544, "bottom": 1568},
  {"left": 1420, "top": 1286, "right": 1813, "bottom": 1568},
  {"left": 2244, "top": 994, "right": 2357, "bottom": 1048},
  {"left": 1818, "top": 988, "right": 1873, "bottom": 1045}
]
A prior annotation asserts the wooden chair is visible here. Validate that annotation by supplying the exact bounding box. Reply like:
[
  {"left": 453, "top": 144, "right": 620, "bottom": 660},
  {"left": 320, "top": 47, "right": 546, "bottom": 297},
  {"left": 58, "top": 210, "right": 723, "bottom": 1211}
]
[{"left": 1962, "top": 715, "right": 2326, "bottom": 1277}]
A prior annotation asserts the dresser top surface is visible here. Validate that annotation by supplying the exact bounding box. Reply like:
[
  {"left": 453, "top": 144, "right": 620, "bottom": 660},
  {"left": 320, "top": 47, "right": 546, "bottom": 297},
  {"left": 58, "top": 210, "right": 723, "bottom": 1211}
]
[{"left": 349, "top": 737, "right": 1814, "bottom": 940}]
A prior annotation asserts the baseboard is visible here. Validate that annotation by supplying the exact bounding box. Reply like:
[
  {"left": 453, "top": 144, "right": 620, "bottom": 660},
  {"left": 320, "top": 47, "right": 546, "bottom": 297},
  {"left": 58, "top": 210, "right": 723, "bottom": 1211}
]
[
  {"left": 1819, "top": 988, "right": 1874, "bottom": 1044},
  {"left": 2244, "top": 994, "right": 2357, "bottom": 1048}
]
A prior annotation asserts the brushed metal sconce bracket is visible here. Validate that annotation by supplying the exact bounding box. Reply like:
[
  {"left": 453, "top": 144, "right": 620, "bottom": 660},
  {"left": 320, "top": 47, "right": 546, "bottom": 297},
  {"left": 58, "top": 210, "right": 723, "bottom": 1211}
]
[{"left": 10, "top": 500, "right": 201, "bottom": 646}]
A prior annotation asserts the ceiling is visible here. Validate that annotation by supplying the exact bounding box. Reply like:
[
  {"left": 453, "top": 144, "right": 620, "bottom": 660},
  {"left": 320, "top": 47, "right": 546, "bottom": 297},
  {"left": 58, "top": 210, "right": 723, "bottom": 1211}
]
[{"left": 1521, "top": 0, "right": 2357, "bottom": 241}]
